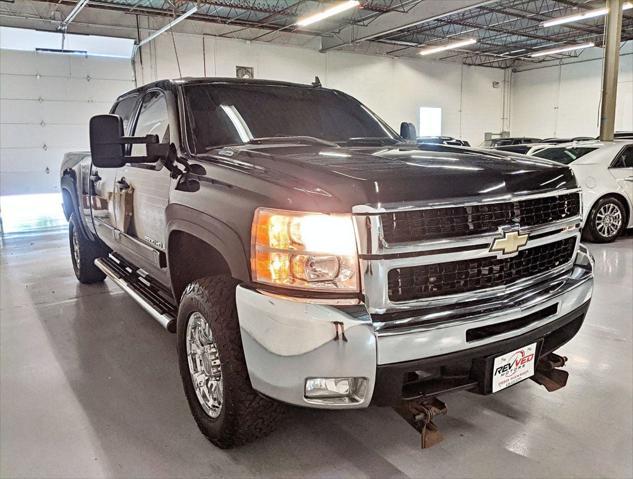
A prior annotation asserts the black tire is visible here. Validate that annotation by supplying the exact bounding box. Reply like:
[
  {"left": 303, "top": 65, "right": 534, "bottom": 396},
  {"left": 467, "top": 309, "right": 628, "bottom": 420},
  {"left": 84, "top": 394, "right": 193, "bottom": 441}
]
[
  {"left": 583, "top": 196, "right": 627, "bottom": 243},
  {"left": 69, "top": 213, "right": 107, "bottom": 283},
  {"left": 177, "top": 276, "right": 285, "bottom": 449}
]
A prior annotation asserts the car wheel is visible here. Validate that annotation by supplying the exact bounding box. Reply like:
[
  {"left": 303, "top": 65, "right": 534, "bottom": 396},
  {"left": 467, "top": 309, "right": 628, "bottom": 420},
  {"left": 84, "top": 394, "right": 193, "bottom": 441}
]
[
  {"left": 69, "top": 213, "right": 107, "bottom": 283},
  {"left": 177, "top": 275, "right": 285, "bottom": 449},
  {"left": 583, "top": 197, "right": 626, "bottom": 243}
]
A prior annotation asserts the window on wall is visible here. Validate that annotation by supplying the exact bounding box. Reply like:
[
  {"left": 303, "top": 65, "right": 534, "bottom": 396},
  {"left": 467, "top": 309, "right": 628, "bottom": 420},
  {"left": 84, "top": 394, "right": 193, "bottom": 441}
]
[
  {"left": 0, "top": 26, "right": 134, "bottom": 58},
  {"left": 419, "top": 107, "right": 442, "bottom": 137}
]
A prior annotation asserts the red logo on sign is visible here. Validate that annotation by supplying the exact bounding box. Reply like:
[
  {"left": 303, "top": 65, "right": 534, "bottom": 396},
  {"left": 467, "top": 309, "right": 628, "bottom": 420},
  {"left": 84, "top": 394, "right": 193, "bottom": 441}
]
[{"left": 494, "top": 349, "right": 535, "bottom": 378}]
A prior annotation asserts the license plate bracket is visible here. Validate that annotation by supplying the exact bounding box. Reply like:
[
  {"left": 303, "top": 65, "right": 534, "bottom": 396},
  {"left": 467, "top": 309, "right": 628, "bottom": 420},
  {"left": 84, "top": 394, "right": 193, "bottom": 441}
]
[
  {"left": 491, "top": 342, "right": 539, "bottom": 393},
  {"left": 471, "top": 340, "right": 544, "bottom": 394}
]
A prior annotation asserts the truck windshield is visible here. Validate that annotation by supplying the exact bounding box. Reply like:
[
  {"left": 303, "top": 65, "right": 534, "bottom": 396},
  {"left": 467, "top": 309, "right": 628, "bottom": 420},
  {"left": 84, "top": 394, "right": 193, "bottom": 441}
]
[
  {"left": 533, "top": 146, "right": 598, "bottom": 164},
  {"left": 183, "top": 83, "right": 399, "bottom": 153}
]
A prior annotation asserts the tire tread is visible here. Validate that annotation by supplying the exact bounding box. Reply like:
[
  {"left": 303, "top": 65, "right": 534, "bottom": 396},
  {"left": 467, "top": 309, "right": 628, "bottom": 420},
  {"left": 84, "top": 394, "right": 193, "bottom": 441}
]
[{"left": 177, "top": 276, "right": 285, "bottom": 449}]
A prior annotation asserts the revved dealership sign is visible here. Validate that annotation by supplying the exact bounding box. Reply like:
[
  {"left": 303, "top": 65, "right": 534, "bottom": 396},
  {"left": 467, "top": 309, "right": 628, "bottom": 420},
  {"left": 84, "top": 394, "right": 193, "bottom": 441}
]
[{"left": 492, "top": 343, "right": 538, "bottom": 393}]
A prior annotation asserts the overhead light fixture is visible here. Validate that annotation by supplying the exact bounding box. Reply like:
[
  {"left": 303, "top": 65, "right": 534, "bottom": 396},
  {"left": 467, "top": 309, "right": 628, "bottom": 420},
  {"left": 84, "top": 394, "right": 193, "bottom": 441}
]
[
  {"left": 296, "top": 1, "right": 360, "bottom": 27},
  {"left": 500, "top": 48, "right": 527, "bottom": 56},
  {"left": 542, "top": 2, "right": 632, "bottom": 28},
  {"left": 530, "top": 42, "right": 595, "bottom": 57},
  {"left": 137, "top": 6, "right": 198, "bottom": 47},
  {"left": 58, "top": 0, "right": 89, "bottom": 31},
  {"left": 36, "top": 48, "right": 88, "bottom": 56},
  {"left": 419, "top": 38, "right": 477, "bottom": 56}
]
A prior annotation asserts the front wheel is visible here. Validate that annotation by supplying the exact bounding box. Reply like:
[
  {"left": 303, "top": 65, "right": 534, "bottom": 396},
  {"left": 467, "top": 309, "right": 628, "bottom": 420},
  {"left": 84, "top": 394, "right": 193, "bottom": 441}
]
[
  {"left": 177, "top": 276, "right": 285, "bottom": 449},
  {"left": 583, "top": 197, "right": 626, "bottom": 243}
]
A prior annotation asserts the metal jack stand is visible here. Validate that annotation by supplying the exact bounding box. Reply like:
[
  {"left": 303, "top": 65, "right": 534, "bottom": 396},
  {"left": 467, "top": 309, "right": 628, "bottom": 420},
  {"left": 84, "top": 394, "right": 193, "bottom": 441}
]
[
  {"left": 531, "top": 352, "right": 569, "bottom": 392},
  {"left": 396, "top": 397, "right": 447, "bottom": 449}
]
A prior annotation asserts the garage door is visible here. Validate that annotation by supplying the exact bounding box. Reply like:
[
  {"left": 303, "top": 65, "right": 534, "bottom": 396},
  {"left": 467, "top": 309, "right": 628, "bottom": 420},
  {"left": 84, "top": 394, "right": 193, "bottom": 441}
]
[{"left": 0, "top": 27, "right": 135, "bottom": 233}]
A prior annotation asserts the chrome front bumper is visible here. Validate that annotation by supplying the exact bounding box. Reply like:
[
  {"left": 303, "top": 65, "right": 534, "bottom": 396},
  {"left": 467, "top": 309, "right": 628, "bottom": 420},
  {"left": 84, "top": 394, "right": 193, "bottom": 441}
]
[{"left": 235, "top": 246, "right": 594, "bottom": 409}]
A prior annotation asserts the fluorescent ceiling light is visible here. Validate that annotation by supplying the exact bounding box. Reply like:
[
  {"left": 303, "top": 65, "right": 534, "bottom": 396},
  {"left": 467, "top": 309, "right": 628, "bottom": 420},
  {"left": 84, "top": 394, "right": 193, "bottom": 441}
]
[
  {"left": 137, "top": 6, "right": 198, "bottom": 47},
  {"left": 500, "top": 48, "right": 527, "bottom": 56},
  {"left": 297, "top": 1, "right": 360, "bottom": 27},
  {"left": 36, "top": 47, "right": 87, "bottom": 55},
  {"left": 419, "top": 38, "right": 477, "bottom": 56},
  {"left": 530, "top": 42, "right": 595, "bottom": 57},
  {"left": 59, "top": 0, "right": 89, "bottom": 30},
  {"left": 542, "top": 2, "right": 632, "bottom": 27}
]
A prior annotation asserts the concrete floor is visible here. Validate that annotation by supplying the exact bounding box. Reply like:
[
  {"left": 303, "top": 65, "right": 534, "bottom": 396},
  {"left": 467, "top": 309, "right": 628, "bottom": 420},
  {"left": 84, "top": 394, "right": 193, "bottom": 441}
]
[{"left": 1, "top": 229, "right": 631, "bottom": 479}]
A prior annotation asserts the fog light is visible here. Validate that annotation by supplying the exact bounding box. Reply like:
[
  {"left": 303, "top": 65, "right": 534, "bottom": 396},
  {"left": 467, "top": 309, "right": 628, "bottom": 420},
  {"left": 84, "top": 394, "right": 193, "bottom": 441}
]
[{"left": 304, "top": 377, "right": 367, "bottom": 404}]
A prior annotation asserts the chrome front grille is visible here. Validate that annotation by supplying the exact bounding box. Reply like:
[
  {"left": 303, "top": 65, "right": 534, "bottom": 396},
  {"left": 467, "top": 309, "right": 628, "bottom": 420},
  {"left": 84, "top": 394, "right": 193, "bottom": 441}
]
[
  {"left": 380, "top": 193, "right": 580, "bottom": 244},
  {"left": 352, "top": 188, "right": 582, "bottom": 315},
  {"left": 387, "top": 237, "right": 576, "bottom": 302}
]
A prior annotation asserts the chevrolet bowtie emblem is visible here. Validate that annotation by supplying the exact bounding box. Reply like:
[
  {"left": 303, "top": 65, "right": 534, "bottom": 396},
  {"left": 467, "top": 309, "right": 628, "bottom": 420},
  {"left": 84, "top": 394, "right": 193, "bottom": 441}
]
[{"left": 490, "top": 230, "right": 529, "bottom": 255}]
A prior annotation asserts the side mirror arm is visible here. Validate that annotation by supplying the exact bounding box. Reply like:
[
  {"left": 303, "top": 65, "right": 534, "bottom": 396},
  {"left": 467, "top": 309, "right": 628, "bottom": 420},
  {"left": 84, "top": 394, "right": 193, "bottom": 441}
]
[
  {"left": 117, "top": 134, "right": 167, "bottom": 164},
  {"left": 119, "top": 134, "right": 159, "bottom": 145}
]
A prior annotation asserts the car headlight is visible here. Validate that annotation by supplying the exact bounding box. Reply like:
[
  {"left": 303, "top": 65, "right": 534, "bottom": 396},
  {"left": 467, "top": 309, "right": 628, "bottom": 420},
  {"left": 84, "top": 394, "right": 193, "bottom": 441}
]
[{"left": 251, "top": 208, "right": 359, "bottom": 292}]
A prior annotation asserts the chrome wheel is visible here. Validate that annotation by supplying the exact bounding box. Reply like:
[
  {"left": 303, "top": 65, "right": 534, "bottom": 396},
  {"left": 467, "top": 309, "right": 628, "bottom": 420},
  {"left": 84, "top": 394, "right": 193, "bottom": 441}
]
[
  {"left": 596, "top": 203, "right": 623, "bottom": 238},
  {"left": 186, "top": 311, "right": 223, "bottom": 418},
  {"left": 72, "top": 225, "right": 81, "bottom": 270}
]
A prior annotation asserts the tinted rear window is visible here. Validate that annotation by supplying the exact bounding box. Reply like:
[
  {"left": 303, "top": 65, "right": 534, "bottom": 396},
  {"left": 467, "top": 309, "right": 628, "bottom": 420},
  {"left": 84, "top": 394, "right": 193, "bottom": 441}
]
[{"left": 533, "top": 147, "right": 598, "bottom": 164}]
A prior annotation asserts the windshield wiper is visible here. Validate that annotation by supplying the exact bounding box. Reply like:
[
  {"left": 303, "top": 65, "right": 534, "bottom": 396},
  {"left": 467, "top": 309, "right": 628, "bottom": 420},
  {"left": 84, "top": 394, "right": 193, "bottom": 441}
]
[
  {"left": 339, "top": 137, "right": 401, "bottom": 146},
  {"left": 247, "top": 136, "right": 338, "bottom": 147}
]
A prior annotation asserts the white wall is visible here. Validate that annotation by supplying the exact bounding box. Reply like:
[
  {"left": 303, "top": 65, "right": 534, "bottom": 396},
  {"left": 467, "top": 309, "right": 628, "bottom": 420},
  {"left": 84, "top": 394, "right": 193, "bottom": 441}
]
[
  {"left": 511, "top": 42, "right": 633, "bottom": 138},
  {"left": 134, "top": 33, "right": 505, "bottom": 146},
  {"left": 0, "top": 48, "right": 134, "bottom": 196}
]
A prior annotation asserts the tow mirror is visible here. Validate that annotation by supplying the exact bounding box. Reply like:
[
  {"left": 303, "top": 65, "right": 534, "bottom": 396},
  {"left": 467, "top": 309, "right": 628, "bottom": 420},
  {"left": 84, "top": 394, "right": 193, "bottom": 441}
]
[
  {"left": 90, "top": 115, "right": 125, "bottom": 168},
  {"left": 89, "top": 114, "right": 167, "bottom": 168},
  {"left": 400, "top": 122, "right": 417, "bottom": 141}
]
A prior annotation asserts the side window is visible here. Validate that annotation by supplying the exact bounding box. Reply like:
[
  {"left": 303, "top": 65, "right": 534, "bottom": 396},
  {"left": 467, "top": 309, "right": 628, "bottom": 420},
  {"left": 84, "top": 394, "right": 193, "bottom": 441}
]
[
  {"left": 131, "top": 91, "right": 170, "bottom": 156},
  {"left": 612, "top": 146, "right": 633, "bottom": 168},
  {"left": 112, "top": 95, "right": 139, "bottom": 134}
]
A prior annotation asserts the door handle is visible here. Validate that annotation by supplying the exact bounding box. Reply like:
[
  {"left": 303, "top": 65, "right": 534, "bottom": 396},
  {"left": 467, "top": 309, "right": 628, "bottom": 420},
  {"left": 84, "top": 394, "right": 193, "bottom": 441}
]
[
  {"left": 624, "top": 176, "right": 633, "bottom": 182},
  {"left": 117, "top": 178, "right": 130, "bottom": 190}
]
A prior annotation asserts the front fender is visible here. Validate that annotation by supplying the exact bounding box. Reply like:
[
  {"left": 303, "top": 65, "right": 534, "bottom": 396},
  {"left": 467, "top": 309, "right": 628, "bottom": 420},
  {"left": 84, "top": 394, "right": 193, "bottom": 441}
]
[{"left": 165, "top": 204, "right": 250, "bottom": 282}]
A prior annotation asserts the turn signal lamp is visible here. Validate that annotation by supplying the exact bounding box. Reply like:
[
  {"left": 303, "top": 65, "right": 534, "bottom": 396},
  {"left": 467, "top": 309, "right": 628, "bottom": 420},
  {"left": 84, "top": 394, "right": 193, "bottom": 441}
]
[{"left": 251, "top": 208, "right": 359, "bottom": 292}]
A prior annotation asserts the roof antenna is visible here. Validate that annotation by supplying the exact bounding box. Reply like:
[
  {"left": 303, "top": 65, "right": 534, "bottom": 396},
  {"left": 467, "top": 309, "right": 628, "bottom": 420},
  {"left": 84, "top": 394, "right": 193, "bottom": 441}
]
[{"left": 312, "top": 76, "right": 321, "bottom": 88}]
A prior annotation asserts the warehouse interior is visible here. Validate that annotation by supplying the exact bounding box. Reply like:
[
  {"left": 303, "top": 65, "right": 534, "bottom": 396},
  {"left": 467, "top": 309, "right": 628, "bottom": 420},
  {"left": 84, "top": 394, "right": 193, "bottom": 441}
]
[{"left": 1, "top": 0, "right": 632, "bottom": 477}]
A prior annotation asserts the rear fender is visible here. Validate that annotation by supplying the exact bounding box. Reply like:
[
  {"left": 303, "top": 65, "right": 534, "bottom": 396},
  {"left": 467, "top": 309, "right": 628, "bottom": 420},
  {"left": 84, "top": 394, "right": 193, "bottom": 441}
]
[{"left": 60, "top": 172, "right": 95, "bottom": 241}]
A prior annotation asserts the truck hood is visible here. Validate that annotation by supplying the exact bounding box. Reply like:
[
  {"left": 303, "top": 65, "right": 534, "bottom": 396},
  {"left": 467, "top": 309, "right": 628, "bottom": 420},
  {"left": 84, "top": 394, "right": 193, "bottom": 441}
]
[{"left": 200, "top": 143, "right": 577, "bottom": 209}]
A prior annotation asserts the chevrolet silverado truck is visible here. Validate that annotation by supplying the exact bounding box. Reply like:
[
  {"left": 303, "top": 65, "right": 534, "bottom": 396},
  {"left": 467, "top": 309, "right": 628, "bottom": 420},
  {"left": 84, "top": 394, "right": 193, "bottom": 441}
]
[{"left": 60, "top": 78, "right": 594, "bottom": 448}]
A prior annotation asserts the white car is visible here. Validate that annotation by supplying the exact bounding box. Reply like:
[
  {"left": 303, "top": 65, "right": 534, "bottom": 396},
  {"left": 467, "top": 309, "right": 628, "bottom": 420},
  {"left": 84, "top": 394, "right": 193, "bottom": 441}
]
[
  {"left": 525, "top": 143, "right": 556, "bottom": 156},
  {"left": 530, "top": 140, "right": 633, "bottom": 242}
]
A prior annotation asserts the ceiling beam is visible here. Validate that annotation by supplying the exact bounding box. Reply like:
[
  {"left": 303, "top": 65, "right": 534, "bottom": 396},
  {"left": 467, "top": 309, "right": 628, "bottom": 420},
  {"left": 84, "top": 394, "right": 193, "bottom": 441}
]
[{"left": 320, "top": 0, "right": 492, "bottom": 51}]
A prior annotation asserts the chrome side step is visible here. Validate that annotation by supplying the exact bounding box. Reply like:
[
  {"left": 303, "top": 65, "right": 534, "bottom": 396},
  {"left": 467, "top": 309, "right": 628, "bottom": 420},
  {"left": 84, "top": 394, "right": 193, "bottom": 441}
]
[{"left": 95, "top": 254, "right": 177, "bottom": 333}]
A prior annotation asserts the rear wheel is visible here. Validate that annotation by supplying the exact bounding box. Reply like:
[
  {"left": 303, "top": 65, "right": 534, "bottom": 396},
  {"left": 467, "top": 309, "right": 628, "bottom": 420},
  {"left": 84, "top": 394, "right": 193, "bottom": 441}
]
[
  {"left": 177, "top": 276, "right": 285, "bottom": 449},
  {"left": 69, "top": 213, "right": 107, "bottom": 283},
  {"left": 583, "top": 197, "right": 626, "bottom": 243}
]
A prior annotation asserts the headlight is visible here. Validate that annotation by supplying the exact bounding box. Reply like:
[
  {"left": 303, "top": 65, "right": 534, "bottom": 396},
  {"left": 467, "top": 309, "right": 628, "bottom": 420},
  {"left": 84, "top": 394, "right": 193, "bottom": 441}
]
[{"left": 251, "top": 208, "right": 359, "bottom": 292}]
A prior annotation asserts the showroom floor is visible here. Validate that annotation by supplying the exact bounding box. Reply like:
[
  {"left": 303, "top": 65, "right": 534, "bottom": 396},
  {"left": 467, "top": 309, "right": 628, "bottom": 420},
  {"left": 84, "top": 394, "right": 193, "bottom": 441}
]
[{"left": 1, "top": 229, "right": 631, "bottom": 479}]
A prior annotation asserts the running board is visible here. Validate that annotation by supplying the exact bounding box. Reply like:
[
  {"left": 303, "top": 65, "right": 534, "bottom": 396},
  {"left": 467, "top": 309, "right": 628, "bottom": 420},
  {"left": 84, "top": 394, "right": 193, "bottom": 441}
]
[{"left": 95, "top": 254, "right": 177, "bottom": 333}]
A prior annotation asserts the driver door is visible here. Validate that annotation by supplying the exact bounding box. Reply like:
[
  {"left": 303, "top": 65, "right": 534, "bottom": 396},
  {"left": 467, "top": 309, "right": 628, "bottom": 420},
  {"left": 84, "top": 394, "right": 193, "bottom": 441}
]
[{"left": 114, "top": 90, "right": 173, "bottom": 281}]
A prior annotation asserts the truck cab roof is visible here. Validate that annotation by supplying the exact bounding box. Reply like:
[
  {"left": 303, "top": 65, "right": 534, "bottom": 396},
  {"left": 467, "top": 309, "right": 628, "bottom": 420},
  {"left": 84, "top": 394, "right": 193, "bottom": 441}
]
[{"left": 115, "top": 77, "right": 327, "bottom": 102}]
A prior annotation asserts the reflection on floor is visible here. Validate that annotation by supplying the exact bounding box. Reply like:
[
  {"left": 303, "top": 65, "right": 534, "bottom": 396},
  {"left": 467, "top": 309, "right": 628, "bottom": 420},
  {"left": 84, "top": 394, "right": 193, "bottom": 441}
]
[
  {"left": 0, "top": 193, "right": 67, "bottom": 234},
  {"left": 1, "top": 229, "right": 632, "bottom": 479}
]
